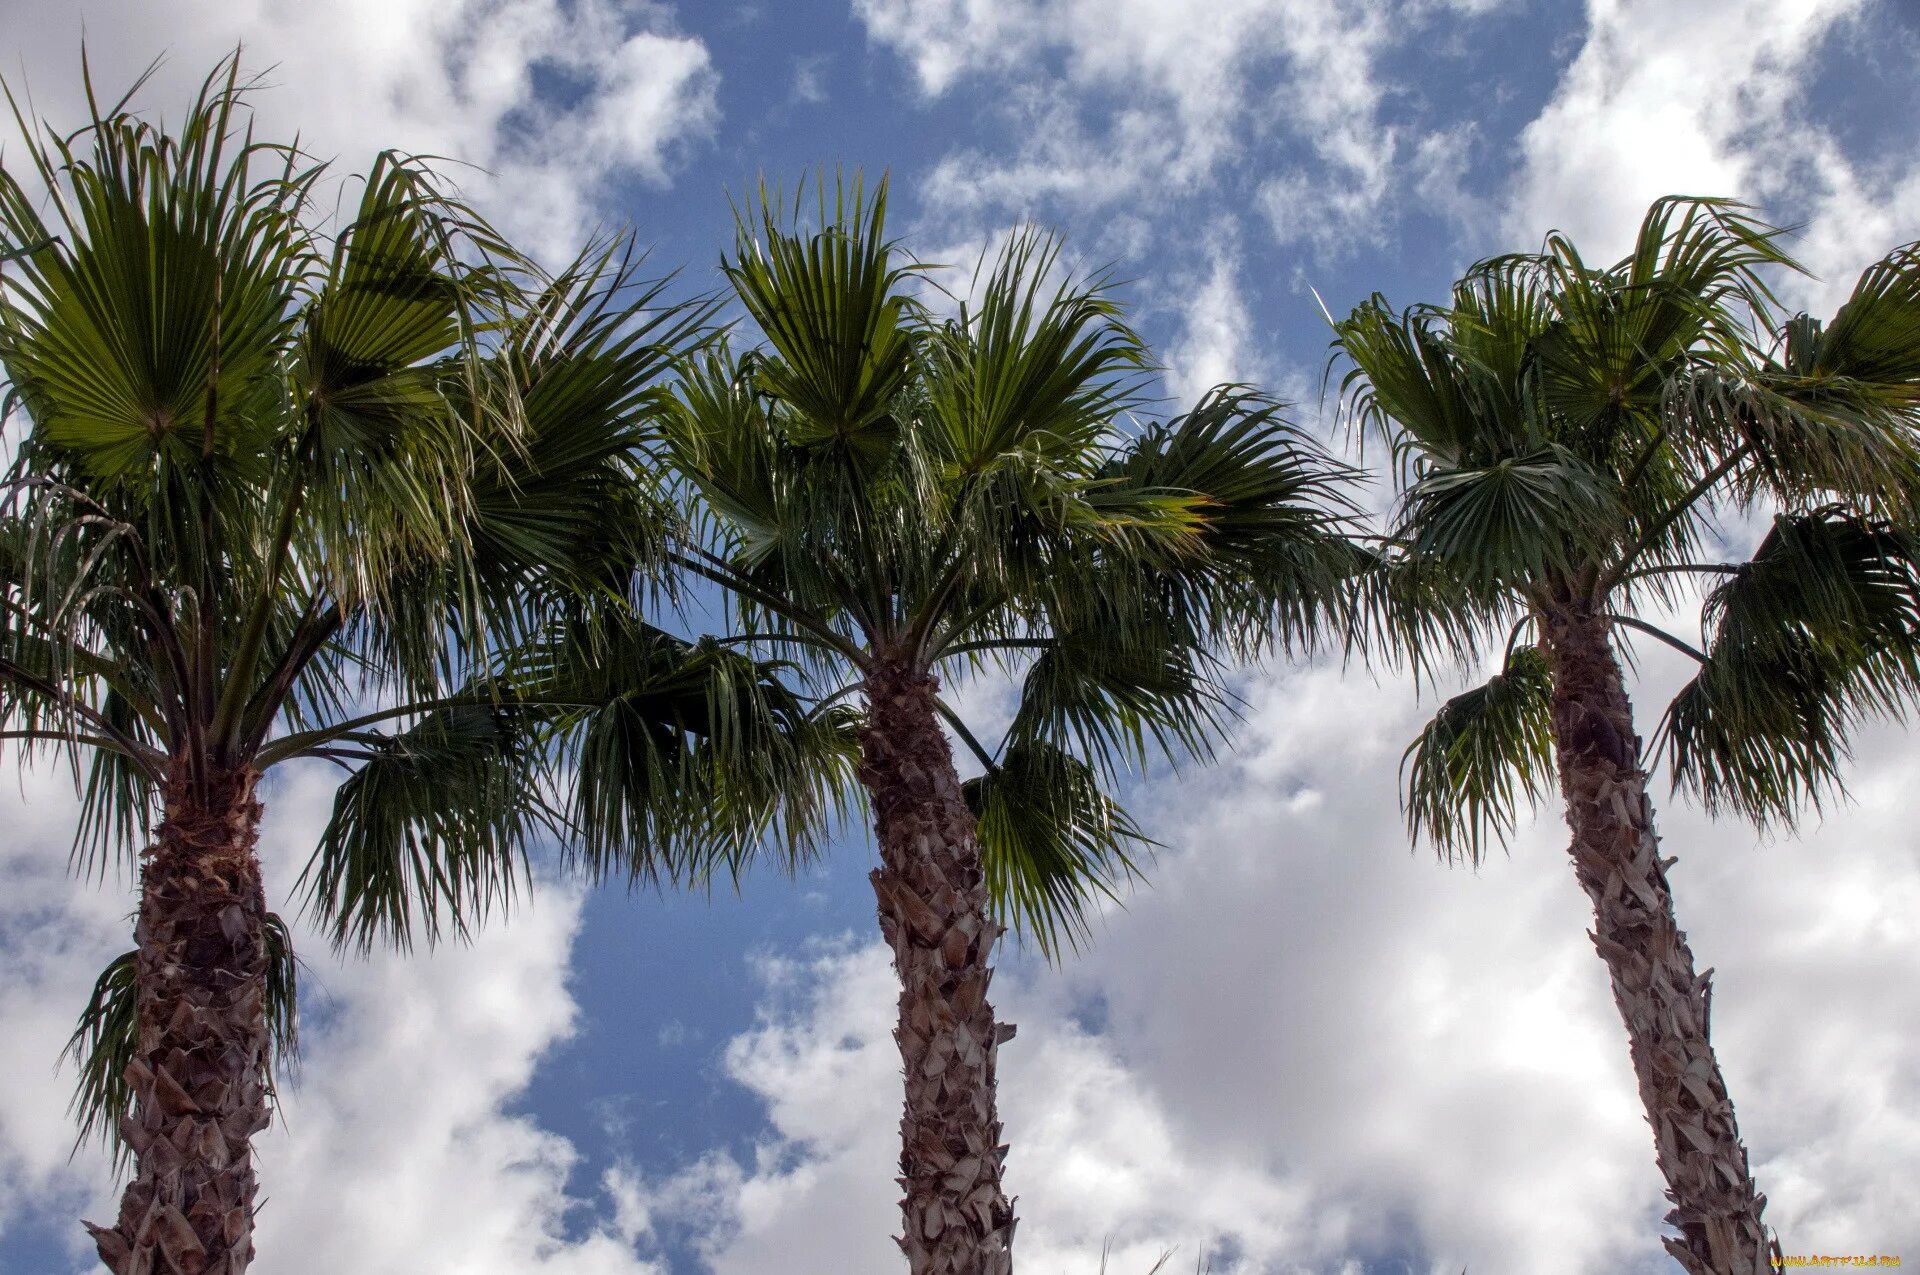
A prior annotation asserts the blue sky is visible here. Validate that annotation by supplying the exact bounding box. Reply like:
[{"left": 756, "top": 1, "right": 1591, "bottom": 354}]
[{"left": 2, "top": 2, "right": 1919, "bottom": 1273}]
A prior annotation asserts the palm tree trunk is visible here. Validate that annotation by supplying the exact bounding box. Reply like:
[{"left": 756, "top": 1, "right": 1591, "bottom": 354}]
[
  {"left": 1541, "top": 606, "right": 1778, "bottom": 1275},
  {"left": 86, "top": 767, "right": 270, "bottom": 1275},
  {"left": 859, "top": 660, "right": 1017, "bottom": 1275}
]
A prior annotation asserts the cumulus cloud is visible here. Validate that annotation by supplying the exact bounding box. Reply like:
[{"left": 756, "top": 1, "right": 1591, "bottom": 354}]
[
  {"left": 620, "top": 649, "right": 1920, "bottom": 1273},
  {"left": 1508, "top": 0, "right": 1920, "bottom": 312},
  {"left": 0, "top": 761, "right": 664, "bottom": 1274},
  {"left": 0, "top": 0, "right": 719, "bottom": 259}
]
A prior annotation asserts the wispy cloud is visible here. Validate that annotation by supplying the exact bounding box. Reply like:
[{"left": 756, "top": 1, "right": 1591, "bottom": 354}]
[{"left": 854, "top": 0, "right": 1487, "bottom": 261}]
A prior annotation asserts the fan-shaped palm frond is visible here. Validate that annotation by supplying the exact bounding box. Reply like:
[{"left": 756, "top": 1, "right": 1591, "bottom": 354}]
[
  {"left": 1099, "top": 388, "right": 1362, "bottom": 651},
  {"left": 724, "top": 172, "right": 921, "bottom": 462},
  {"left": 921, "top": 227, "right": 1149, "bottom": 475},
  {"left": 1401, "top": 449, "right": 1624, "bottom": 588}
]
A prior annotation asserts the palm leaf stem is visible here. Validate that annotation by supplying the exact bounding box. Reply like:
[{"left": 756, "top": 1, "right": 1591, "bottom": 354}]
[
  {"left": 1608, "top": 613, "right": 1708, "bottom": 664},
  {"left": 901, "top": 547, "right": 975, "bottom": 663},
  {"left": 253, "top": 694, "right": 542, "bottom": 767},
  {"left": 1501, "top": 616, "right": 1536, "bottom": 666},
  {"left": 941, "top": 639, "right": 1053, "bottom": 660},
  {"left": 0, "top": 656, "right": 164, "bottom": 774},
  {"left": 932, "top": 696, "right": 999, "bottom": 774},
  {"left": 1619, "top": 425, "right": 1670, "bottom": 493},
  {"left": 0, "top": 729, "right": 131, "bottom": 752},
  {"left": 921, "top": 597, "right": 1010, "bottom": 665},
  {"left": 209, "top": 446, "right": 313, "bottom": 757},
  {"left": 1597, "top": 446, "right": 1750, "bottom": 597},
  {"left": 1625, "top": 563, "right": 1746, "bottom": 580},
  {"left": 806, "top": 681, "right": 864, "bottom": 719},
  {"left": 235, "top": 597, "right": 340, "bottom": 759},
  {"left": 666, "top": 550, "right": 868, "bottom": 666}
]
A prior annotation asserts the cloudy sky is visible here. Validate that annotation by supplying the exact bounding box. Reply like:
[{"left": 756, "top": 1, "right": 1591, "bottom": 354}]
[{"left": 2, "top": 1, "right": 1918, "bottom": 1272}]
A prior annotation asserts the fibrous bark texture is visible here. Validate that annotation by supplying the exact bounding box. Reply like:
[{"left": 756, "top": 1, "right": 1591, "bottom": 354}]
[
  {"left": 87, "top": 768, "right": 270, "bottom": 1275},
  {"left": 860, "top": 661, "right": 1016, "bottom": 1275},
  {"left": 1542, "top": 607, "right": 1779, "bottom": 1275}
]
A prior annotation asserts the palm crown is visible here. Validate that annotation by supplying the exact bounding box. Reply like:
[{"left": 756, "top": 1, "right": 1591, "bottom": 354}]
[
  {"left": 1336, "top": 197, "right": 1920, "bottom": 854},
  {"left": 659, "top": 176, "right": 1357, "bottom": 946}
]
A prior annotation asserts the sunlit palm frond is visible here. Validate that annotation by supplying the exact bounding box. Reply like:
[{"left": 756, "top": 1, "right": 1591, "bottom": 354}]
[
  {"left": 0, "top": 58, "right": 316, "bottom": 486},
  {"left": 658, "top": 347, "right": 792, "bottom": 570},
  {"left": 1790, "top": 242, "right": 1920, "bottom": 401},
  {"left": 724, "top": 173, "right": 921, "bottom": 462},
  {"left": 1098, "top": 388, "right": 1362, "bottom": 652},
  {"left": 920, "top": 227, "right": 1148, "bottom": 474},
  {"left": 295, "top": 151, "right": 517, "bottom": 613}
]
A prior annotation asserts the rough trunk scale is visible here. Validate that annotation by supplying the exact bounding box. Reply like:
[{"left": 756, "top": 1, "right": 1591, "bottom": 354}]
[
  {"left": 1542, "top": 607, "right": 1780, "bottom": 1275},
  {"left": 860, "top": 660, "right": 1017, "bottom": 1275},
  {"left": 87, "top": 768, "right": 271, "bottom": 1275}
]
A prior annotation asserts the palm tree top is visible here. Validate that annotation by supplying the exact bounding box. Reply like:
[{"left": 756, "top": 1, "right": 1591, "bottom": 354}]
[
  {"left": 650, "top": 174, "right": 1362, "bottom": 950},
  {"left": 1331, "top": 195, "right": 1920, "bottom": 857}
]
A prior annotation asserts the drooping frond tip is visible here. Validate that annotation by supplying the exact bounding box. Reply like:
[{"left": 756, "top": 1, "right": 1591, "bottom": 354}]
[
  {"left": 1663, "top": 507, "right": 1920, "bottom": 826},
  {"left": 1401, "top": 646, "right": 1555, "bottom": 865}
]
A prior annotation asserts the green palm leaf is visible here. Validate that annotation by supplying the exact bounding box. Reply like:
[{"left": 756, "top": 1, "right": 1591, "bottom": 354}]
[
  {"left": 1401, "top": 647, "right": 1555, "bottom": 865},
  {"left": 298, "top": 703, "right": 557, "bottom": 953},
  {"left": 724, "top": 174, "right": 920, "bottom": 461},
  {"left": 966, "top": 739, "right": 1150, "bottom": 957},
  {"left": 921, "top": 228, "right": 1148, "bottom": 474},
  {"left": 1663, "top": 507, "right": 1920, "bottom": 822}
]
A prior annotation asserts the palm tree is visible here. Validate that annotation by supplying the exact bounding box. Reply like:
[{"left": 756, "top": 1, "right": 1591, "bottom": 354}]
[
  {"left": 1333, "top": 198, "right": 1920, "bottom": 1274},
  {"left": 630, "top": 178, "right": 1357, "bottom": 1274},
  {"left": 0, "top": 59, "right": 798, "bottom": 1273}
]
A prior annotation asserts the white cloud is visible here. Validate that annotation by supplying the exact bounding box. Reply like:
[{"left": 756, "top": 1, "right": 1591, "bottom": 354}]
[
  {"left": 0, "top": 0, "right": 719, "bottom": 260},
  {"left": 1508, "top": 0, "right": 1920, "bottom": 314},
  {"left": 790, "top": 54, "right": 832, "bottom": 106},
  {"left": 0, "top": 762, "right": 665, "bottom": 1274},
  {"left": 622, "top": 650, "right": 1920, "bottom": 1273},
  {"left": 0, "top": 768, "right": 128, "bottom": 1269},
  {"left": 849, "top": 0, "right": 1045, "bottom": 97},
  {"left": 857, "top": 0, "right": 1435, "bottom": 257},
  {"left": 1161, "top": 229, "right": 1273, "bottom": 407}
]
